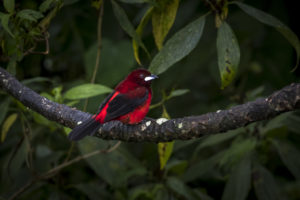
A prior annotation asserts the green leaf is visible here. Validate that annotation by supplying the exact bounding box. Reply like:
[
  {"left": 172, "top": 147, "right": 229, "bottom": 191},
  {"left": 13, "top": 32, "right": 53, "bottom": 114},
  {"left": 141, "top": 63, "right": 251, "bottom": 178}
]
[
  {"left": 165, "top": 160, "right": 188, "bottom": 175},
  {"left": 65, "top": 100, "right": 79, "bottom": 107},
  {"left": 0, "top": 12, "right": 14, "bottom": 37},
  {"left": 78, "top": 138, "right": 129, "bottom": 187},
  {"left": 216, "top": 22, "right": 240, "bottom": 89},
  {"left": 32, "top": 112, "right": 52, "bottom": 126},
  {"left": 195, "top": 129, "right": 240, "bottom": 152},
  {"left": 64, "top": 83, "right": 112, "bottom": 100},
  {"left": 284, "top": 113, "right": 300, "bottom": 134},
  {"left": 168, "top": 89, "right": 189, "bottom": 99},
  {"left": 158, "top": 141, "right": 174, "bottom": 170},
  {"left": 111, "top": 0, "right": 149, "bottom": 57},
  {"left": 0, "top": 98, "right": 10, "bottom": 126},
  {"left": 1, "top": 113, "right": 18, "bottom": 142},
  {"left": 22, "top": 77, "right": 52, "bottom": 85},
  {"left": 7, "top": 58, "right": 17, "bottom": 75},
  {"left": 219, "top": 138, "right": 256, "bottom": 168},
  {"left": 129, "top": 184, "right": 157, "bottom": 200},
  {"left": 233, "top": 2, "right": 300, "bottom": 71},
  {"left": 193, "top": 189, "right": 214, "bottom": 200},
  {"left": 167, "top": 177, "right": 197, "bottom": 200},
  {"left": 253, "top": 163, "right": 288, "bottom": 200},
  {"left": 184, "top": 150, "right": 225, "bottom": 182},
  {"left": 17, "top": 9, "right": 44, "bottom": 22},
  {"left": 3, "top": 138, "right": 27, "bottom": 180},
  {"left": 222, "top": 156, "right": 251, "bottom": 200},
  {"left": 40, "top": 0, "right": 55, "bottom": 12},
  {"left": 133, "top": 7, "right": 153, "bottom": 65},
  {"left": 63, "top": 127, "right": 71, "bottom": 135},
  {"left": 158, "top": 105, "right": 173, "bottom": 169},
  {"left": 152, "top": 0, "right": 179, "bottom": 50},
  {"left": 4, "top": 0, "right": 15, "bottom": 13},
  {"left": 52, "top": 86, "right": 63, "bottom": 103},
  {"left": 149, "top": 14, "right": 206, "bottom": 75},
  {"left": 272, "top": 140, "right": 300, "bottom": 179},
  {"left": 74, "top": 182, "right": 110, "bottom": 200}
]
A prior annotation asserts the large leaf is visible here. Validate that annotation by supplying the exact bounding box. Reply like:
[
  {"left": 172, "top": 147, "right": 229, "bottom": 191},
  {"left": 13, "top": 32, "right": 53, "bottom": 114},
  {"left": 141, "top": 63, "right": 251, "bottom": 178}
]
[
  {"left": 64, "top": 83, "right": 112, "bottom": 100},
  {"left": 195, "top": 129, "right": 240, "bottom": 152},
  {"left": 129, "top": 184, "right": 156, "bottom": 200},
  {"left": 1, "top": 113, "right": 18, "bottom": 142},
  {"left": 158, "top": 141, "right": 174, "bottom": 170},
  {"left": 78, "top": 138, "right": 125, "bottom": 187},
  {"left": 167, "top": 177, "right": 197, "bottom": 200},
  {"left": 111, "top": 0, "right": 148, "bottom": 55},
  {"left": 165, "top": 160, "right": 188, "bottom": 175},
  {"left": 0, "top": 12, "right": 14, "bottom": 37},
  {"left": 2, "top": 138, "right": 27, "bottom": 181},
  {"left": 0, "top": 98, "right": 10, "bottom": 126},
  {"left": 216, "top": 22, "right": 240, "bottom": 89},
  {"left": 79, "top": 138, "right": 146, "bottom": 187},
  {"left": 74, "top": 182, "right": 110, "bottom": 200},
  {"left": 158, "top": 106, "right": 173, "bottom": 170},
  {"left": 253, "top": 163, "right": 288, "bottom": 200},
  {"left": 184, "top": 150, "right": 225, "bottom": 182},
  {"left": 149, "top": 15, "right": 206, "bottom": 75},
  {"left": 152, "top": 0, "right": 179, "bottom": 50},
  {"left": 222, "top": 155, "right": 251, "bottom": 200},
  {"left": 219, "top": 138, "right": 256, "bottom": 168},
  {"left": 133, "top": 7, "right": 153, "bottom": 65},
  {"left": 234, "top": 2, "right": 300, "bottom": 70},
  {"left": 4, "top": 0, "right": 15, "bottom": 13},
  {"left": 272, "top": 140, "right": 300, "bottom": 179},
  {"left": 22, "top": 77, "right": 52, "bottom": 85},
  {"left": 84, "top": 39, "right": 135, "bottom": 87},
  {"left": 168, "top": 89, "right": 189, "bottom": 99}
]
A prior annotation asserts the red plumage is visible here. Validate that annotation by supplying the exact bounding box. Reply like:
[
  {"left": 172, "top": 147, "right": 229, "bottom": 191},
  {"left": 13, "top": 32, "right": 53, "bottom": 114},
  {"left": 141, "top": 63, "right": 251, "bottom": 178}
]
[{"left": 68, "top": 69, "right": 157, "bottom": 141}]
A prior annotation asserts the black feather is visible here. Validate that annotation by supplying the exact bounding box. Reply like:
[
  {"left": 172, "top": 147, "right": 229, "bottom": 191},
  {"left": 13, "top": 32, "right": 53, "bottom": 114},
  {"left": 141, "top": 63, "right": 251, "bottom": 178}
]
[
  {"left": 104, "top": 90, "right": 148, "bottom": 122},
  {"left": 68, "top": 118, "right": 101, "bottom": 141}
]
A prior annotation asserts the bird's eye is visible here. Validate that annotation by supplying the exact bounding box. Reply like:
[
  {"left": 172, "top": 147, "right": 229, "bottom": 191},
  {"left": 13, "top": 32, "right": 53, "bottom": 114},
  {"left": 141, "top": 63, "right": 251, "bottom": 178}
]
[{"left": 139, "top": 73, "right": 144, "bottom": 79}]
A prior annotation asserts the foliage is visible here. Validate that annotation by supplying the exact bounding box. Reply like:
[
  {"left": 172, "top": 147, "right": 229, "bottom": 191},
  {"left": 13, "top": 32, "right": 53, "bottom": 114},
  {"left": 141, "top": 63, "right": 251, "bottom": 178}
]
[{"left": 0, "top": 0, "right": 300, "bottom": 199}]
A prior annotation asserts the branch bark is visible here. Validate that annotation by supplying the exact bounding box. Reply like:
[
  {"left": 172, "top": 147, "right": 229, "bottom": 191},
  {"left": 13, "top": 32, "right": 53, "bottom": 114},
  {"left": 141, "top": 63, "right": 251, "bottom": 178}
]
[{"left": 1, "top": 67, "right": 299, "bottom": 142}]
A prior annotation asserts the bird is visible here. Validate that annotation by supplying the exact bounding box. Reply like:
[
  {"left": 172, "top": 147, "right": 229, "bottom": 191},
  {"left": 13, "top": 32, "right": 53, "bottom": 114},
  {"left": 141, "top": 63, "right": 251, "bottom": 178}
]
[{"left": 68, "top": 69, "right": 158, "bottom": 141}]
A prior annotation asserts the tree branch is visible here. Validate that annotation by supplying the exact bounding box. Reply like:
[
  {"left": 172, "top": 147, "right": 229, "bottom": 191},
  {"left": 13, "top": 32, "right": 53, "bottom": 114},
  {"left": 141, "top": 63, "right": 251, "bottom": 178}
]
[{"left": 1, "top": 67, "right": 299, "bottom": 142}]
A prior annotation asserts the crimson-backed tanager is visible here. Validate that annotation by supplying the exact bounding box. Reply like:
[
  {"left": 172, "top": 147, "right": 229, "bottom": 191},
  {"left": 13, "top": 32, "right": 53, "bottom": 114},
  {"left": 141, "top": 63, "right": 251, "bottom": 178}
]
[{"left": 68, "top": 69, "right": 158, "bottom": 141}]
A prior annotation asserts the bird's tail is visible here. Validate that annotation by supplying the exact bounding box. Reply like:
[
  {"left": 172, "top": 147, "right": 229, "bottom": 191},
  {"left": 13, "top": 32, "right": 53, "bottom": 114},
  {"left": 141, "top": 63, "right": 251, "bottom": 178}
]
[{"left": 68, "top": 118, "right": 101, "bottom": 141}]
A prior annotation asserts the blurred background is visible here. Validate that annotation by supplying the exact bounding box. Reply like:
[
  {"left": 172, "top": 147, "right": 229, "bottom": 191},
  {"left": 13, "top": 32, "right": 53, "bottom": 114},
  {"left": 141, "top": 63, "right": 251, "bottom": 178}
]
[{"left": 0, "top": 0, "right": 300, "bottom": 199}]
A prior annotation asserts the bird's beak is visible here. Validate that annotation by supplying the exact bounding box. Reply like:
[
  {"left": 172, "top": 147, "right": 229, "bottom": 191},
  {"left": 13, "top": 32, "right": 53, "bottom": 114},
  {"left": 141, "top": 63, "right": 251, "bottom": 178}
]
[{"left": 144, "top": 74, "right": 158, "bottom": 82}]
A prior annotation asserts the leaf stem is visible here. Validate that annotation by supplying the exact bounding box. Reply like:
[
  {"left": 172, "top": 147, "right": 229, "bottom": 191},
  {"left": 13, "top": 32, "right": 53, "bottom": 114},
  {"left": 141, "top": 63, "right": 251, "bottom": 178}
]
[{"left": 83, "top": 1, "right": 105, "bottom": 111}]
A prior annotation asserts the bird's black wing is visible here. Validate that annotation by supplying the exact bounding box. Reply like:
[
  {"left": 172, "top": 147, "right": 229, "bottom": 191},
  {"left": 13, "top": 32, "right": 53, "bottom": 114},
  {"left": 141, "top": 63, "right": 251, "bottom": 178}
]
[{"left": 104, "top": 88, "right": 149, "bottom": 122}]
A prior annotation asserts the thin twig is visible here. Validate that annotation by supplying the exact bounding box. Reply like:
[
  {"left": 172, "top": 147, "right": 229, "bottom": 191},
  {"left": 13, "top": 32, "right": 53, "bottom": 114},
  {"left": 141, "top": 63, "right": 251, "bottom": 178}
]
[
  {"left": 91, "top": 1, "right": 104, "bottom": 84},
  {"left": 83, "top": 2, "right": 105, "bottom": 111},
  {"left": 43, "top": 141, "right": 121, "bottom": 178},
  {"left": 8, "top": 141, "right": 121, "bottom": 200},
  {"left": 63, "top": 141, "right": 75, "bottom": 163},
  {"left": 23, "top": 32, "right": 50, "bottom": 56}
]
